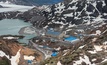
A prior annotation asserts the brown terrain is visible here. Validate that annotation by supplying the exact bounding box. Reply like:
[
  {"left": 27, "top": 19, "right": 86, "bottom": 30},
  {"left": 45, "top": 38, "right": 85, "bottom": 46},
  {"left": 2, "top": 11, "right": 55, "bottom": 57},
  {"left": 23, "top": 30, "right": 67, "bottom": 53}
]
[{"left": 0, "top": 39, "right": 43, "bottom": 65}]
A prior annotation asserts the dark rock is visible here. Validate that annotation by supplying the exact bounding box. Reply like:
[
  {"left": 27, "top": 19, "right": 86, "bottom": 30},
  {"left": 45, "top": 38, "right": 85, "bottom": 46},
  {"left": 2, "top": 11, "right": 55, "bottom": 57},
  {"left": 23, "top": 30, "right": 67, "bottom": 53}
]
[
  {"left": 105, "top": 0, "right": 107, "bottom": 6},
  {"left": 0, "top": 5, "right": 3, "bottom": 8},
  {"left": 102, "top": 6, "right": 107, "bottom": 13}
]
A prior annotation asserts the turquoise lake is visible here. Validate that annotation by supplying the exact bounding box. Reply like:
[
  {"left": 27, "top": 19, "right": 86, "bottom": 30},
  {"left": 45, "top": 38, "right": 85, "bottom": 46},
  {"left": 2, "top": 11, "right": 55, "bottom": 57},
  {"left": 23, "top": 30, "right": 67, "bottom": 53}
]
[{"left": 0, "top": 19, "right": 36, "bottom": 44}]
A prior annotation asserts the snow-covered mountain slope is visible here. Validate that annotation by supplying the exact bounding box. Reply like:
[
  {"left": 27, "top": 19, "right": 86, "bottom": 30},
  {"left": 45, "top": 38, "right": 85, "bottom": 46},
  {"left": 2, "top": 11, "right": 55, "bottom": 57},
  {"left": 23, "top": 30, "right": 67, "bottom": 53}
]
[
  {"left": 0, "top": 0, "right": 107, "bottom": 31},
  {"left": 38, "top": 0, "right": 107, "bottom": 30}
]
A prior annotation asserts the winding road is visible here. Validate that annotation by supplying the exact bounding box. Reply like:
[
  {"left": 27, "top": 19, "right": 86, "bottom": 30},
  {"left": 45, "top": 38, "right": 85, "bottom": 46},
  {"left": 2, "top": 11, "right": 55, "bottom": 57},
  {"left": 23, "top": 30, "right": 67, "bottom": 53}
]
[{"left": 29, "top": 40, "right": 52, "bottom": 62}]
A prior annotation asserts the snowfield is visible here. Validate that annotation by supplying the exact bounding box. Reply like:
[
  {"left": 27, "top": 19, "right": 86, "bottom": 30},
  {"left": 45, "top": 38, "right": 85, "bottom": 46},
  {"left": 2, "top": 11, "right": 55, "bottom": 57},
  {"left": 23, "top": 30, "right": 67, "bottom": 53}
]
[{"left": 0, "top": 2, "right": 34, "bottom": 12}]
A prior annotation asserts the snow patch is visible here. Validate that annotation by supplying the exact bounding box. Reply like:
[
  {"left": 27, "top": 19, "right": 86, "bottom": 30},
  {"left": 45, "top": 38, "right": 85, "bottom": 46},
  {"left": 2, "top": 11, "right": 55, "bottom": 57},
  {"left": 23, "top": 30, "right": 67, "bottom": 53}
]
[
  {"left": 92, "top": 59, "right": 97, "bottom": 62},
  {"left": 69, "top": 0, "right": 78, "bottom": 4},
  {"left": 88, "top": 50, "right": 97, "bottom": 54},
  {"left": 94, "top": 45, "right": 103, "bottom": 51},
  {"left": 3, "top": 36, "right": 18, "bottom": 39},
  {"left": 102, "top": 1, "right": 106, "bottom": 6},
  {"left": 92, "top": 38, "right": 97, "bottom": 42},
  {"left": 10, "top": 49, "right": 21, "bottom": 65},
  {"left": 103, "top": 41, "right": 107, "bottom": 45},
  {"left": 24, "top": 55, "right": 35, "bottom": 60},
  {"left": 79, "top": 45, "right": 85, "bottom": 49},
  {"left": 63, "top": 13, "right": 73, "bottom": 17},
  {"left": 38, "top": 5, "right": 51, "bottom": 12},
  {"left": 0, "top": 51, "right": 9, "bottom": 58},
  {"left": 102, "top": 57, "right": 107, "bottom": 63},
  {"left": 96, "top": 30, "right": 101, "bottom": 35},
  {"left": 57, "top": 61, "right": 62, "bottom": 65},
  {"left": 73, "top": 55, "right": 95, "bottom": 65}
]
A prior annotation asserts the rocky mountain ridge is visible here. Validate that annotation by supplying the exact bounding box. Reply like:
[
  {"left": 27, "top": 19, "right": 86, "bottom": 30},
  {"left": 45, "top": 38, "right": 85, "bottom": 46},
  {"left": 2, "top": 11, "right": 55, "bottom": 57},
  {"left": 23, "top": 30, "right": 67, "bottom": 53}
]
[{"left": 41, "top": 0, "right": 107, "bottom": 29}]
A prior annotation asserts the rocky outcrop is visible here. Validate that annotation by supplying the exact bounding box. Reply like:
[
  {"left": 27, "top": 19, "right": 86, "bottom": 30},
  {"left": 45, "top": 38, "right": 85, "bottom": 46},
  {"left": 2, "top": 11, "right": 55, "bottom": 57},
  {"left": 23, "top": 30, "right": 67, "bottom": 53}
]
[
  {"left": 0, "top": 5, "right": 3, "bottom": 8},
  {"left": 0, "top": 39, "right": 42, "bottom": 65},
  {"left": 0, "top": 11, "right": 21, "bottom": 20}
]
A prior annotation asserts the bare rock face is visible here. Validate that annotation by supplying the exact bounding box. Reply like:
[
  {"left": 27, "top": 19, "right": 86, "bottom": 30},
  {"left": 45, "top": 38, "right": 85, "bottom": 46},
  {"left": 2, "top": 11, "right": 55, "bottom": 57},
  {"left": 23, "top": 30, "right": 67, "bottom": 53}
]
[
  {"left": 0, "top": 39, "right": 42, "bottom": 65},
  {"left": 0, "top": 5, "right": 3, "bottom": 8}
]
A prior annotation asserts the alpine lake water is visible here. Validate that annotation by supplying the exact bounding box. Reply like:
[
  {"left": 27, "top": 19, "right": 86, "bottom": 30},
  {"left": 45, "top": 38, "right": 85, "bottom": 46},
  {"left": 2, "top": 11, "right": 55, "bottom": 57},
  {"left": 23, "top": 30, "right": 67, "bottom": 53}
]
[{"left": 0, "top": 19, "right": 36, "bottom": 44}]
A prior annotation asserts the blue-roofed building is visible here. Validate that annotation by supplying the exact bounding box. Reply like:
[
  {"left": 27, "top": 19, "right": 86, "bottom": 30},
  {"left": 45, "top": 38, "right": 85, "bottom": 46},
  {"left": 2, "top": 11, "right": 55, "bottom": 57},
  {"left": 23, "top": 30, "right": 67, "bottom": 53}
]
[
  {"left": 45, "top": 28, "right": 67, "bottom": 40},
  {"left": 64, "top": 36, "right": 79, "bottom": 42},
  {"left": 51, "top": 50, "right": 58, "bottom": 57},
  {"left": 47, "top": 29, "right": 61, "bottom": 36},
  {"left": 27, "top": 60, "right": 32, "bottom": 64},
  {"left": 46, "top": 29, "right": 62, "bottom": 39}
]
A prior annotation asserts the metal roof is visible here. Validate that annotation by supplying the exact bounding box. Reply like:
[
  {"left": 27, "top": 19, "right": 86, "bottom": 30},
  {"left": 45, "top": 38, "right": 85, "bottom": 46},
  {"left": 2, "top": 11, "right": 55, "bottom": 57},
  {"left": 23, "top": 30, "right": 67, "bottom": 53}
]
[{"left": 46, "top": 29, "right": 61, "bottom": 36}]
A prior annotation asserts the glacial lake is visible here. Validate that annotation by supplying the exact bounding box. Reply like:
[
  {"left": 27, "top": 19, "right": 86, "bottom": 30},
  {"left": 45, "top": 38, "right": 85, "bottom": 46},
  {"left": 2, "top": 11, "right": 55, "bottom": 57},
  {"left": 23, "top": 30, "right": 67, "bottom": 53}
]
[{"left": 0, "top": 19, "right": 36, "bottom": 44}]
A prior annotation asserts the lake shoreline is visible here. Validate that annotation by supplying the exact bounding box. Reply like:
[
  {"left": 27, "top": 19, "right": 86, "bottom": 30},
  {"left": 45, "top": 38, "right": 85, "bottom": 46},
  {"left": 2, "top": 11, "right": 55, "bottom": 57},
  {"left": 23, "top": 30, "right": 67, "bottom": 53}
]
[
  {"left": 19, "top": 26, "right": 36, "bottom": 35},
  {"left": 0, "top": 19, "right": 36, "bottom": 44},
  {"left": 18, "top": 27, "right": 26, "bottom": 34}
]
